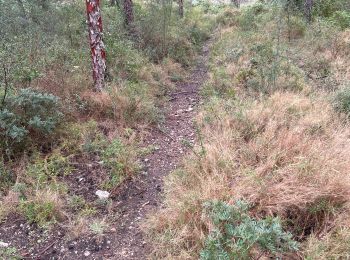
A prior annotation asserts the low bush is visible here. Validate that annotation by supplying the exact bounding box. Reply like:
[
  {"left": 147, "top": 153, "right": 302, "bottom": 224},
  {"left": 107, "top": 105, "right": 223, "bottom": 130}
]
[
  {"left": 333, "top": 86, "right": 350, "bottom": 115},
  {"left": 330, "top": 11, "right": 350, "bottom": 30},
  {"left": 0, "top": 88, "right": 63, "bottom": 155},
  {"left": 216, "top": 8, "right": 240, "bottom": 27},
  {"left": 286, "top": 16, "right": 306, "bottom": 39},
  {"left": 314, "top": 0, "right": 349, "bottom": 18},
  {"left": 200, "top": 200, "right": 298, "bottom": 259},
  {"left": 19, "top": 189, "right": 65, "bottom": 228},
  {"left": 101, "top": 138, "right": 140, "bottom": 189}
]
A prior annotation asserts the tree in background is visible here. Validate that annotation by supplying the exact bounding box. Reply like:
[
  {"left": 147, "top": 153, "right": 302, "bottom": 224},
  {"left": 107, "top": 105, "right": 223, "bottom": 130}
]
[
  {"left": 178, "top": 0, "right": 184, "bottom": 18},
  {"left": 86, "top": 0, "right": 106, "bottom": 91},
  {"left": 232, "top": 0, "right": 240, "bottom": 8},
  {"left": 16, "top": 0, "right": 28, "bottom": 21},
  {"left": 123, "top": 0, "right": 134, "bottom": 29},
  {"left": 304, "top": 0, "right": 313, "bottom": 23}
]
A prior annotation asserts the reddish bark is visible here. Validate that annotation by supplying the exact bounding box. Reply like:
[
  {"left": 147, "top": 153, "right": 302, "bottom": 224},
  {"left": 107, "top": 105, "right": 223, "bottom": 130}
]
[
  {"left": 178, "top": 0, "right": 184, "bottom": 18},
  {"left": 86, "top": 0, "right": 106, "bottom": 91},
  {"left": 123, "top": 0, "right": 134, "bottom": 27}
]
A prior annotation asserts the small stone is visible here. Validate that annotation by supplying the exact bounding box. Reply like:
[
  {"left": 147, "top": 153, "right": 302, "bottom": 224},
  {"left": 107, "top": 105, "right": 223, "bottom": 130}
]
[
  {"left": 84, "top": 251, "right": 91, "bottom": 257},
  {"left": 0, "top": 241, "right": 9, "bottom": 248},
  {"left": 95, "top": 190, "right": 110, "bottom": 200},
  {"left": 110, "top": 228, "right": 116, "bottom": 232}
]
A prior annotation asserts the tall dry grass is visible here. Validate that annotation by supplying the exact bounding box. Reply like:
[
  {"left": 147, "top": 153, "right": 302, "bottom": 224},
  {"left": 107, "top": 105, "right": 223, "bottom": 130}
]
[{"left": 145, "top": 92, "right": 350, "bottom": 259}]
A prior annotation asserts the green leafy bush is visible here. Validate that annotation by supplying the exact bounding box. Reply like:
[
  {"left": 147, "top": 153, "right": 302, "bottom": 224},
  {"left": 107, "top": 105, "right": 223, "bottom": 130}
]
[
  {"left": 330, "top": 11, "right": 350, "bottom": 30},
  {"left": 314, "top": 0, "right": 349, "bottom": 18},
  {"left": 200, "top": 200, "right": 298, "bottom": 260},
  {"left": 20, "top": 200, "right": 56, "bottom": 227},
  {"left": 238, "top": 3, "right": 267, "bottom": 31},
  {"left": 19, "top": 189, "right": 64, "bottom": 228},
  {"left": 216, "top": 9, "right": 240, "bottom": 26},
  {"left": 101, "top": 139, "right": 140, "bottom": 189},
  {"left": 333, "top": 86, "right": 350, "bottom": 115},
  {"left": 287, "top": 16, "right": 306, "bottom": 39},
  {"left": 0, "top": 88, "right": 63, "bottom": 154}
]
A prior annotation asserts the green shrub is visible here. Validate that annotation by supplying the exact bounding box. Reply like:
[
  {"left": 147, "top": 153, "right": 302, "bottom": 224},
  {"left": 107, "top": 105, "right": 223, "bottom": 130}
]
[
  {"left": 200, "top": 200, "right": 298, "bottom": 259},
  {"left": 238, "top": 10, "right": 257, "bottom": 31},
  {"left": 26, "top": 151, "right": 73, "bottom": 189},
  {"left": 0, "top": 160, "right": 14, "bottom": 195},
  {"left": 216, "top": 8, "right": 240, "bottom": 26},
  {"left": 0, "top": 88, "right": 63, "bottom": 154},
  {"left": 189, "top": 23, "right": 211, "bottom": 46},
  {"left": 0, "top": 246, "right": 19, "bottom": 260},
  {"left": 20, "top": 201, "right": 55, "bottom": 227},
  {"left": 19, "top": 191, "right": 63, "bottom": 228},
  {"left": 333, "top": 86, "right": 350, "bottom": 115},
  {"left": 238, "top": 3, "right": 268, "bottom": 31},
  {"left": 314, "top": 0, "right": 349, "bottom": 18},
  {"left": 330, "top": 11, "right": 350, "bottom": 30},
  {"left": 101, "top": 139, "right": 140, "bottom": 189},
  {"left": 287, "top": 16, "right": 306, "bottom": 39},
  {"left": 204, "top": 67, "right": 234, "bottom": 98}
]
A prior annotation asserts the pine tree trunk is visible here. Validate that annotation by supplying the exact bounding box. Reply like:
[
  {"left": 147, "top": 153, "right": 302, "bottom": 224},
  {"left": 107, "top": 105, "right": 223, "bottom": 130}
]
[
  {"left": 231, "top": 0, "right": 240, "bottom": 8},
  {"left": 86, "top": 0, "right": 106, "bottom": 91},
  {"left": 16, "top": 0, "right": 27, "bottom": 19},
  {"left": 178, "top": 0, "right": 184, "bottom": 18},
  {"left": 123, "top": 0, "right": 134, "bottom": 27},
  {"left": 304, "top": 0, "right": 313, "bottom": 23},
  {"left": 39, "top": 0, "right": 49, "bottom": 11}
]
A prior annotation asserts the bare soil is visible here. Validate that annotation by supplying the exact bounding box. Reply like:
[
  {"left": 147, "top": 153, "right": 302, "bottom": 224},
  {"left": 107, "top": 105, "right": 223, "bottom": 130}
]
[{"left": 0, "top": 40, "right": 211, "bottom": 260}]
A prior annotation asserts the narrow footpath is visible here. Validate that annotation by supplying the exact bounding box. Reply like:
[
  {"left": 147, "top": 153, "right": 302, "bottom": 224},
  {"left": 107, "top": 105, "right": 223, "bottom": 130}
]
[{"left": 106, "top": 40, "right": 212, "bottom": 259}]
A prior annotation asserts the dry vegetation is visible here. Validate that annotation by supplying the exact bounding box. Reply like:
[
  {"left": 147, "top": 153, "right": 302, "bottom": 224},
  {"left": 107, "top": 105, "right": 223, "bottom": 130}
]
[{"left": 146, "top": 3, "right": 350, "bottom": 259}]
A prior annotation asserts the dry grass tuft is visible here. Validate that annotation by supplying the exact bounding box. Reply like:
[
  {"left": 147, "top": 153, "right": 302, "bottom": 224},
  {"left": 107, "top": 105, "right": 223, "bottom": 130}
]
[
  {"left": 80, "top": 91, "right": 114, "bottom": 119},
  {"left": 145, "top": 92, "right": 350, "bottom": 259}
]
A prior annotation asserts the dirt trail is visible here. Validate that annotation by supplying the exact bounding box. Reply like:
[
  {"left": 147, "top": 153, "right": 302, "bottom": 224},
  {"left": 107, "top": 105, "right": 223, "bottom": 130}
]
[{"left": 104, "top": 40, "right": 212, "bottom": 259}]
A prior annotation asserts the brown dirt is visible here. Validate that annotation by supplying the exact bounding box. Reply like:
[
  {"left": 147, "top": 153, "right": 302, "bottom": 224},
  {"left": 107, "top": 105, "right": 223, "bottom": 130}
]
[{"left": 0, "top": 40, "right": 211, "bottom": 260}]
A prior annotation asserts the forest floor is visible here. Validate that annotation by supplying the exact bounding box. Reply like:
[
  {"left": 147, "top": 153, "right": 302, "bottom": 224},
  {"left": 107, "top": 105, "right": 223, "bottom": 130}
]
[{"left": 0, "top": 39, "right": 211, "bottom": 259}]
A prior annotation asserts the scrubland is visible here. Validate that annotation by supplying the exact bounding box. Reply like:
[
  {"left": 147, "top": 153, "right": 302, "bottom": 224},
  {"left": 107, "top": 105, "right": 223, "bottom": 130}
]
[{"left": 145, "top": 2, "right": 350, "bottom": 259}]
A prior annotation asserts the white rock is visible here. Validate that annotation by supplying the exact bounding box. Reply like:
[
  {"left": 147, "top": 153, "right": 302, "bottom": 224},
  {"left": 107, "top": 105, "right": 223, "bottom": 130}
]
[
  {"left": 0, "top": 241, "right": 9, "bottom": 248},
  {"left": 95, "top": 190, "right": 110, "bottom": 200},
  {"left": 84, "top": 251, "right": 91, "bottom": 257}
]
